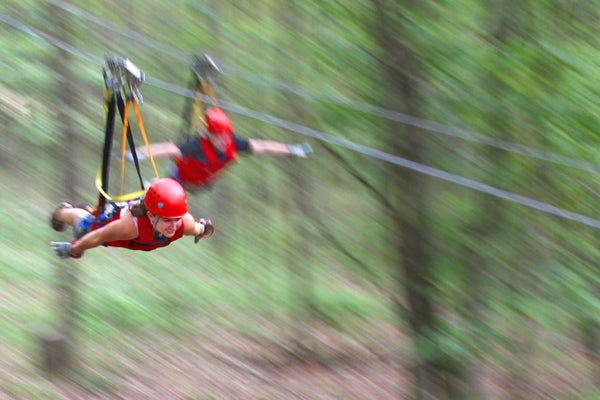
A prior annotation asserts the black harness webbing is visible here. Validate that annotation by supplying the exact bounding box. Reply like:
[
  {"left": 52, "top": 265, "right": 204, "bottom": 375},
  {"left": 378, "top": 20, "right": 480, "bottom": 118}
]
[
  {"left": 96, "top": 91, "right": 116, "bottom": 216},
  {"left": 96, "top": 90, "right": 145, "bottom": 217},
  {"left": 116, "top": 95, "right": 144, "bottom": 189}
]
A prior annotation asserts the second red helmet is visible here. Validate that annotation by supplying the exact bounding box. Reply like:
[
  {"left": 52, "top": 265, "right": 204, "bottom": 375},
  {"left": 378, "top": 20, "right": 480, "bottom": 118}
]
[
  {"left": 144, "top": 178, "right": 188, "bottom": 218},
  {"left": 205, "top": 107, "right": 232, "bottom": 135}
]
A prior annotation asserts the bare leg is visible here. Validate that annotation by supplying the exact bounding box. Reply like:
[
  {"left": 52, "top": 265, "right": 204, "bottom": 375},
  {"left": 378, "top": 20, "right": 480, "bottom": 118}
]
[{"left": 53, "top": 202, "right": 91, "bottom": 229}]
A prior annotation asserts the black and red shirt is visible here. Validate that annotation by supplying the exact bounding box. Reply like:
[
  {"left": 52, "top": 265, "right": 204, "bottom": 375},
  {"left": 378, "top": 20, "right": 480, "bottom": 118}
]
[{"left": 173, "top": 134, "right": 250, "bottom": 187}]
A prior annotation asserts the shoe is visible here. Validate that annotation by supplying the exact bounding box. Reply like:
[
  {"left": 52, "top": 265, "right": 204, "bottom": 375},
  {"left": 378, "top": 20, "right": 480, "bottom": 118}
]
[
  {"left": 50, "top": 201, "right": 72, "bottom": 232},
  {"left": 73, "top": 214, "right": 95, "bottom": 239}
]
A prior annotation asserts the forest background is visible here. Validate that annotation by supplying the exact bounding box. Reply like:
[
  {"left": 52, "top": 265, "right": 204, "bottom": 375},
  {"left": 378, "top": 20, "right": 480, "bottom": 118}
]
[{"left": 1, "top": 1, "right": 600, "bottom": 399}]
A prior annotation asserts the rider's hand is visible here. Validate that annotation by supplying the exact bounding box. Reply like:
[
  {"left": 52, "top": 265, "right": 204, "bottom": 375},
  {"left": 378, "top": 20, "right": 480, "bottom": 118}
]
[
  {"left": 194, "top": 218, "right": 214, "bottom": 243},
  {"left": 50, "top": 241, "right": 82, "bottom": 259},
  {"left": 287, "top": 143, "right": 312, "bottom": 158}
]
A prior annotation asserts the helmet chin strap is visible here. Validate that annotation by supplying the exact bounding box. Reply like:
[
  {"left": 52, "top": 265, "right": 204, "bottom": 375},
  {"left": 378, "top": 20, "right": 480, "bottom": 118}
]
[{"left": 149, "top": 213, "right": 160, "bottom": 230}]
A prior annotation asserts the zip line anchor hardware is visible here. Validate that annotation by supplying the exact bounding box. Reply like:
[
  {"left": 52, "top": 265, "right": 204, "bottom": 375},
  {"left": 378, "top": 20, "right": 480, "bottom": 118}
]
[
  {"left": 95, "top": 55, "right": 158, "bottom": 211},
  {"left": 103, "top": 56, "right": 145, "bottom": 103},
  {"left": 192, "top": 53, "right": 221, "bottom": 81},
  {"left": 186, "top": 53, "right": 221, "bottom": 121}
]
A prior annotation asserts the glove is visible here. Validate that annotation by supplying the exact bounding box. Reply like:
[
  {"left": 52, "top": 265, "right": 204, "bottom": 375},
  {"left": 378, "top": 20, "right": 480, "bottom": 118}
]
[
  {"left": 287, "top": 143, "right": 312, "bottom": 158},
  {"left": 51, "top": 241, "right": 82, "bottom": 259},
  {"left": 194, "top": 218, "right": 215, "bottom": 243}
]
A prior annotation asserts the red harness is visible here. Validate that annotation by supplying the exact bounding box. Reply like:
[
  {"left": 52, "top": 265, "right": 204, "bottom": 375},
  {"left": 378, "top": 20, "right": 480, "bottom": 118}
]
[{"left": 174, "top": 137, "right": 237, "bottom": 186}]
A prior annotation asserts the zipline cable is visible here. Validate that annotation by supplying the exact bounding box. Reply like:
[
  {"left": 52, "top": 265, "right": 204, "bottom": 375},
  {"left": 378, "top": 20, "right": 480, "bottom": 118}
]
[
  {"left": 46, "top": 0, "right": 600, "bottom": 176},
  {"left": 0, "top": 13, "right": 104, "bottom": 66},
  {"left": 46, "top": 0, "right": 189, "bottom": 61},
  {"left": 3, "top": 12, "right": 600, "bottom": 229},
  {"left": 219, "top": 68, "right": 600, "bottom": 175}
]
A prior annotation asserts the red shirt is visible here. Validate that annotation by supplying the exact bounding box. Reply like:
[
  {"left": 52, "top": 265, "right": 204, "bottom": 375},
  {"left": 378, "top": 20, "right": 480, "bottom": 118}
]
[
  {"left": 102, "top": 210, "right": 185, "bottom": 251},
  {"left": 174, "top": 136, "right": 240, "bottom": 186}
]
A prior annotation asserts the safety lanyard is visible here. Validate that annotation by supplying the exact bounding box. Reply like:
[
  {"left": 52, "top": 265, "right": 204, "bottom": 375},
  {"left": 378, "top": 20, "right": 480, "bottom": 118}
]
[{"left": 95, "top": 57, "right": 159, "bottom": 215}]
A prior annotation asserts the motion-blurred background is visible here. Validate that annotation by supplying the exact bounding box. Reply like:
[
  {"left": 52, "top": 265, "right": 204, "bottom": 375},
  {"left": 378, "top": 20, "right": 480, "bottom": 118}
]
[{"left": 1, "top": 1, "right": 599, "bottom": 399}]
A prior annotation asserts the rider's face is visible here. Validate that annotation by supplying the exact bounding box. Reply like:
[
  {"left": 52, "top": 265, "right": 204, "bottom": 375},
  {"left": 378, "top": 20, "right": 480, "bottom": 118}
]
[
  {"left": 208, "top": 133, "right": 231, "bottom": 152},
  {"left": 154, "top": 216, "right": 183, "bottom": 237}
]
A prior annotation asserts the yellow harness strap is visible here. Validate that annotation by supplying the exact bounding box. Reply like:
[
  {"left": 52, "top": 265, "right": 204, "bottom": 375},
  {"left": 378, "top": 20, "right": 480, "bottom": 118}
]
[
  {"left": 96, "top": 98, "right": 160, "bottom": 203},
  {"left": 94, "top": 168, "right": 146, "bottom": 202}
]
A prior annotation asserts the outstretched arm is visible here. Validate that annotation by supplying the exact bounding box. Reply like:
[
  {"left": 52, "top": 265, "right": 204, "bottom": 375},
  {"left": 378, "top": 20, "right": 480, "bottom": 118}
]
[
  {"left": 248, "top": 139, "right": 312, "bottom": 157},
  {"left": 137, "top": 142, "right": 183, "bottom": 159},
  {"left": 248, "top": 139, "right": 291, "bottom": 155},
  {"left": 182, "top": 213, "right": 214, "bottom": 242},
  {"left": 69, "top": 212, "right": 139, "bottom": 257}
]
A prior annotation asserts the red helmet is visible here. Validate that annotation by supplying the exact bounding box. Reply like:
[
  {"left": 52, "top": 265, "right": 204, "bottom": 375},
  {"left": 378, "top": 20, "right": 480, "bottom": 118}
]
[
  {"left": 205, "top": 107, "right": 232, "bottom": 135},
  {"left": 144, "top": 178, "right": 187, "bottom": 218}
]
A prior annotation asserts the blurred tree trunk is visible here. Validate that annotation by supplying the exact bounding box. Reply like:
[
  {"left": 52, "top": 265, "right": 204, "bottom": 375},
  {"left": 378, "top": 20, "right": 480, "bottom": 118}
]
[
  {"left": 50, "top": 22, "right": 80, "bottom": 197},
  {"left": 577, "top": 252, "right": 600, "bottom": 391},
  {"left": 583, "top": 286, "right": 600, "bottom": 389},
  {"left": 275, "top": 0, "right": 318, "bottom": 361},
  {"left": 482, "top": 3, "right": 538, "bottom": 399},
  {"left": 44, "top": 4, "right": 82, "bottom": 375},
  {"left": 0, "top": 89, "right": 29, "bottom": 170},
  {"left": 458, "top": 1, "right": 530, "bottom": 397},
  {"left": 371, "top": 1, "right": 454, "bottom": 398}
]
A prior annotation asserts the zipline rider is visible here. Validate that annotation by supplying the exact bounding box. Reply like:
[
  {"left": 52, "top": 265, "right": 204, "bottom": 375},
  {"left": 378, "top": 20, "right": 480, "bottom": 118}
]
[
  {"left": 50, "top": 178, "right": 214, "bottom": 259},
  {"left": 128, "top": 107, "right": 312, "bottom": 192}
]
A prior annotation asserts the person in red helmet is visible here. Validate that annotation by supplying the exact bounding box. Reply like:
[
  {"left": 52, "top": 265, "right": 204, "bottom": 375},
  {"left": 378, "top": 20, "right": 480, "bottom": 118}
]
[
  {"left": 128, "top": 106, "right": 312, "bottom": 191},
  {"left": 50, "top": 178, "right": 214, "bottom": 259}
]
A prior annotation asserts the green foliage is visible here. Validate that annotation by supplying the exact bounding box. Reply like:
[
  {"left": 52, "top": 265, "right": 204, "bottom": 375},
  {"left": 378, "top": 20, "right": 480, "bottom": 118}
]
[
  {"left": 414, "top": 320, "right": 476, "bottom": 368},
  {"left": 312, "top": 284, "right": 391, "bottom": 331}
]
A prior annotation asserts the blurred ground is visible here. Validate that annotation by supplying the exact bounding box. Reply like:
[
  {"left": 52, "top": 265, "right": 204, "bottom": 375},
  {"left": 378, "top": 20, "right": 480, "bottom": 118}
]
[
  {"left": 0, "top": 320, "right": 595, "bottom": 399},
  {"left": 0, "top": 322, "right": 403, "bottom": 400}
]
